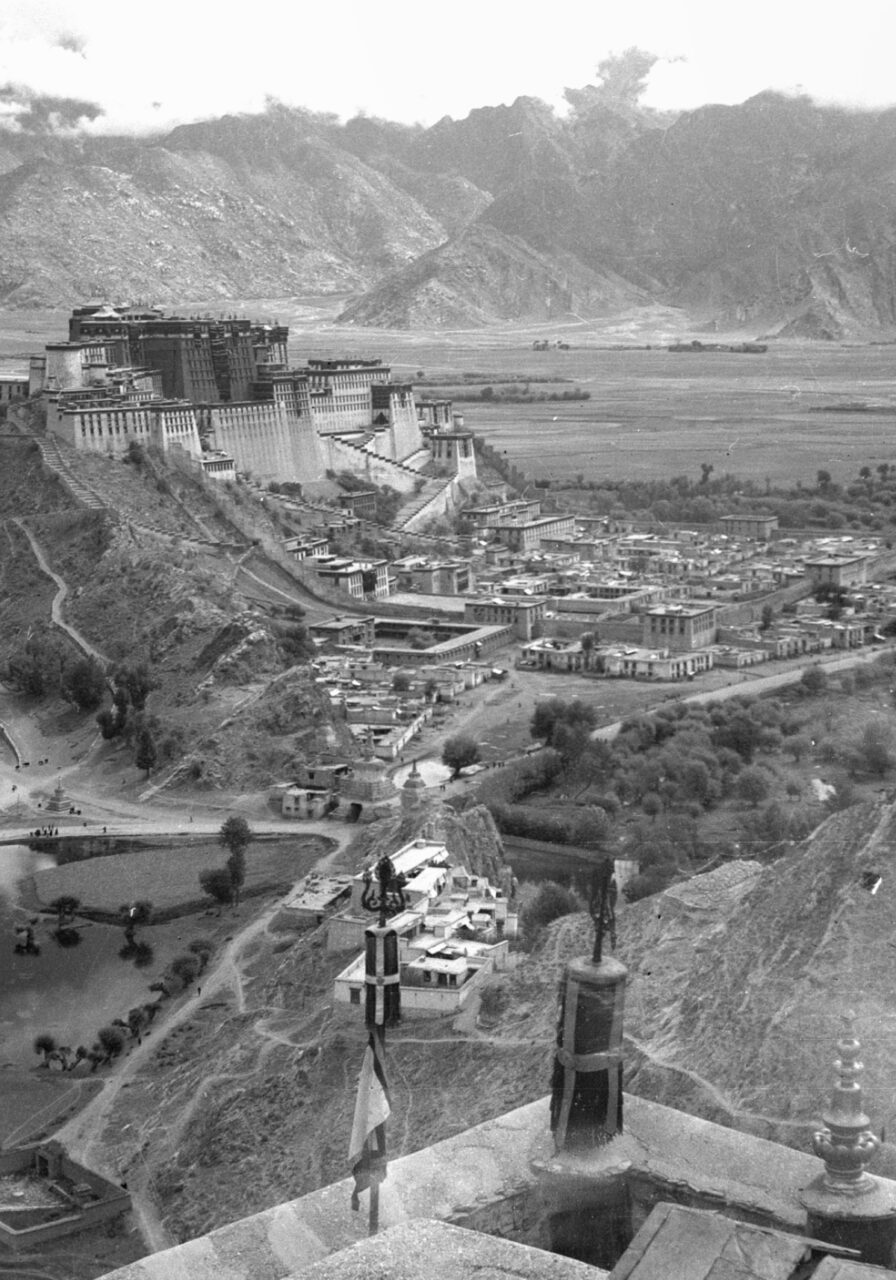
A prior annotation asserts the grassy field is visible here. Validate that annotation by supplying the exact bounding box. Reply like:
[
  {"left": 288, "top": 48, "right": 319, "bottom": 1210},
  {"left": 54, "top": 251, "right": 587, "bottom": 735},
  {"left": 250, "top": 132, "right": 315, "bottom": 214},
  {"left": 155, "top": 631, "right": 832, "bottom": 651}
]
[{"left": 31, "top": 835, "right": 330, "bottom": 912}]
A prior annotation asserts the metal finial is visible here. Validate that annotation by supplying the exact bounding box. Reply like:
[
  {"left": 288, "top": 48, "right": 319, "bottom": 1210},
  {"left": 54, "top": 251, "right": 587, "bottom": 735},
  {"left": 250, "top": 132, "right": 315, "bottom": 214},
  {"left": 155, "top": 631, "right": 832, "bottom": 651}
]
[
  {"left": 361, "top": 856, "right": 408, "bottom": 928},
  {"left": 589, "top": 859, "right": 617, "bottom": 964},
  {"left": 812, "top": 1013, "right": 879, "bottom": 1192}
]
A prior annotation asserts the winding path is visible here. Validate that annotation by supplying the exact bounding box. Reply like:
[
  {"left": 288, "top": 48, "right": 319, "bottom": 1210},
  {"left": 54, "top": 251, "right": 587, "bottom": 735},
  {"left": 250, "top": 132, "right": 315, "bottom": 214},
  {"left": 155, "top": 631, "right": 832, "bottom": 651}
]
[{"left": 11, "top": 518, "right": 109, "bottom": 667}]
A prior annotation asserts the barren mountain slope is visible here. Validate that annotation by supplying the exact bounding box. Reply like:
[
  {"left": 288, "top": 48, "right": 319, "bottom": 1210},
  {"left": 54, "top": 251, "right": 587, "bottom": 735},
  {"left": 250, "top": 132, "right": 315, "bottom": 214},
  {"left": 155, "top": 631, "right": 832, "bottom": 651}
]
[
  {"left": 497, "top": 800, "right": 896, "bottom": 1159},
  {"left": 0, "top": 125, "right": 448, "bottom": 306},
  {"left": 337, "top": 222, "right": 646, "bottom": 328}
]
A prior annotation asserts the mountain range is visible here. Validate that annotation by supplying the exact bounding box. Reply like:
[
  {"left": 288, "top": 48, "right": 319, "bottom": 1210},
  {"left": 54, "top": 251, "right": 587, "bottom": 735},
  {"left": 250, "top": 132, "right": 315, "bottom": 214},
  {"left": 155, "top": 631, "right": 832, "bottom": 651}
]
[{"left": 4, "top": 91, "right": 896, "bottom": 335}]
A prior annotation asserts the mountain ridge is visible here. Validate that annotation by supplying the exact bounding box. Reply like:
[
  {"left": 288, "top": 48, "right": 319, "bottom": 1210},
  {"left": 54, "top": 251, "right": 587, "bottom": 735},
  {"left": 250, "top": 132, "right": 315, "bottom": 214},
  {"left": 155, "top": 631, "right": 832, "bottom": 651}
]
[{"left": 3, "top": 92, "right": 896, "bottom": 333}]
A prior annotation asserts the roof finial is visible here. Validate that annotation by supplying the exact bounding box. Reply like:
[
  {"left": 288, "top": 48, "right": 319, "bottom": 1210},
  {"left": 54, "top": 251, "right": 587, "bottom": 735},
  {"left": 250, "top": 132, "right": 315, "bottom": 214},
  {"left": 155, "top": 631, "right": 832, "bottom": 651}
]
[{"left": 812, "top": 1012, "right": 879, "bottom": 1192}]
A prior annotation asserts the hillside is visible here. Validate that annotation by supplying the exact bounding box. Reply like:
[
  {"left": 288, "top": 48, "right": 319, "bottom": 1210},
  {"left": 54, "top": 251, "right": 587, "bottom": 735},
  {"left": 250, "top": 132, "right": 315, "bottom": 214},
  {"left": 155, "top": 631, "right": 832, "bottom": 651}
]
[
  {"left": 5, "top": 92, "right": 896, "bottom": 332},
  {"left": 336, "top": 222, "right": 646, "bottom": 328},
  {"left": 499, "top": 799, "right": 896, "bottom": 1167},
  {"left": 0, "top": 433, "right": 353, "bottom": 794}
]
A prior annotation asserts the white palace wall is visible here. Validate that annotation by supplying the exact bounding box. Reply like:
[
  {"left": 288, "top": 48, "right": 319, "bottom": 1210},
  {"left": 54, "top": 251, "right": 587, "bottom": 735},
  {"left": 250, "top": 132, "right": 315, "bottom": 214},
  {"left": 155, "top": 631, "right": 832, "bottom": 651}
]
[{"left": 204, "top": 401, "right": 325, "bottom": 485}]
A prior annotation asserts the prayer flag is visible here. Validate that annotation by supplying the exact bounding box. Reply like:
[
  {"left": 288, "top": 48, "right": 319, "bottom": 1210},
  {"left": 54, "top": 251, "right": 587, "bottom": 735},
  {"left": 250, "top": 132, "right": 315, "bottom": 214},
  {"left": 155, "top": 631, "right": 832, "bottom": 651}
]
[{"left": 349, "top": 1030, "right": 390, "bottom": 1210}]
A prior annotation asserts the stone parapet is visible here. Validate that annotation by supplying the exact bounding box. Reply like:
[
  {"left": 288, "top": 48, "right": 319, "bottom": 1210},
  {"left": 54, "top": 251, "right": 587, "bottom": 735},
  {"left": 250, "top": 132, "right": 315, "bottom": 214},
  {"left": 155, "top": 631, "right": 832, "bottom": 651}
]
[{"left": 97, "top": 1092, "right": 896, "bottom": 1280}]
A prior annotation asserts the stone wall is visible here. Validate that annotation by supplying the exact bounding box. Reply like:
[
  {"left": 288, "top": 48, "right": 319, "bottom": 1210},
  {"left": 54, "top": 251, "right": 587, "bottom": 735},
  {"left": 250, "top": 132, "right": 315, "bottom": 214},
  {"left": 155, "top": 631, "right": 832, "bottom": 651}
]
[{"left": 322, "top": 437, "right": 419, "bottom": 493}]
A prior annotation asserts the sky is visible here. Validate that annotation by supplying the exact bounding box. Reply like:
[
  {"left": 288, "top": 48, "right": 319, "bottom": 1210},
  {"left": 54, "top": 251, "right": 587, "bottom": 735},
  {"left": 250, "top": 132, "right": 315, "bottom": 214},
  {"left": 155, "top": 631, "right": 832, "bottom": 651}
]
[{"left": 1, "top": 0, "right": 896, "bottom": 134}]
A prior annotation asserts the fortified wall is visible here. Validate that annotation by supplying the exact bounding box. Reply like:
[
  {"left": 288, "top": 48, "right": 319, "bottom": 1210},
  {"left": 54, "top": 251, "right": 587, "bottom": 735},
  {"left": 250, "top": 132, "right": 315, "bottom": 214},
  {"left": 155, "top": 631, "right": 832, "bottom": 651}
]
[{"left": 199, "top": 401, "right": 325, "bottom": 486}]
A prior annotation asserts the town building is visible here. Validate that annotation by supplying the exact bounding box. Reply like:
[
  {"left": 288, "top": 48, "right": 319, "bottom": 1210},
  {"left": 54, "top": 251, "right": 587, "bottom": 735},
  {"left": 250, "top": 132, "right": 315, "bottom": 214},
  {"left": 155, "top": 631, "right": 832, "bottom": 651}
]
[
  {"left": 282, "top": 533, "right": 330, "bottom": 562},
  {"left": 602, "top": 645, "right": 714, "bottom": 681},
  {"left": 0, "top": 373, "right": 29, "bottom": 404},
  {"left": 0, "top": 1140, "right": 130, "bottom": 1252},
  {"left": 336, "top": 490, "right": 378, "bottom": 519},
  {"left": 309, "top": 616, "right": 377, "bottom": 648},
  {"left": 466, "top": 497, "right": 542, "bottom": 529},
  {"left": 392, "top": 556, "right": 473, "bottom": 595},
  {"left": 332, "top": 849, "right": 516, "bottom": 1013},
  {"left": 198, "top": 450, "right": 236, "bottom": 481},
  {"left": 281, "top": 874, "right": 353, "bottom": 924},
  {"left": 804, "top": 554, "right": 871, "bottom": 590},
  {"left": 310, "top": 556, "right": 391, "bottom": 601},
  {"left": 718, "top": 513, "right": 779, "bottom": 539},
  {"left": 464, "top": 597, "right": 547, "bottom": 641},
  {"left": 493, "top": 514, "right": 576, "bottom": 553},
  {"left": 642, "top": 603, "right": 718, "bottom": 652},
  {"left": 520, "top": 636, "right": 587, "bottom": 672}
]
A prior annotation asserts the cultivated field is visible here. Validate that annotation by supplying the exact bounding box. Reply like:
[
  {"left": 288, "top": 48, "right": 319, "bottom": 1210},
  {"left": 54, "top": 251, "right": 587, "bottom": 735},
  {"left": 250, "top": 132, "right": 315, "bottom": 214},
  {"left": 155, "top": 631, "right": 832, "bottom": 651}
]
[{"left": 285, "top": 310, "right": 896, "bottom": 488}]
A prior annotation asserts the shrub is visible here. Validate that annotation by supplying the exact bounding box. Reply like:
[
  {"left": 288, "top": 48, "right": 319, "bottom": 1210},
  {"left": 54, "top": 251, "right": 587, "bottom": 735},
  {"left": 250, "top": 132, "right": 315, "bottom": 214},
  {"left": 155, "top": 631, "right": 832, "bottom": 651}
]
[
  {"left": 622, "top": 870, "right": 669, "bottom": 902},
  {"left": 520, "top": 881, "right": 581, "bottom": 944},
  {"left": 478, "top": 982, "right": 509, "bottom": 1019}
]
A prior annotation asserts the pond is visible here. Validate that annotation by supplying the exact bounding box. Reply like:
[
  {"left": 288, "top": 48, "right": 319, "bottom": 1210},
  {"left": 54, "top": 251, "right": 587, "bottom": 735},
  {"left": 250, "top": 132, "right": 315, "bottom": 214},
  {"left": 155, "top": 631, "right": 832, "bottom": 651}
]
[{"left": 0, "top": 844, "right": 166, "bottom": 1067}]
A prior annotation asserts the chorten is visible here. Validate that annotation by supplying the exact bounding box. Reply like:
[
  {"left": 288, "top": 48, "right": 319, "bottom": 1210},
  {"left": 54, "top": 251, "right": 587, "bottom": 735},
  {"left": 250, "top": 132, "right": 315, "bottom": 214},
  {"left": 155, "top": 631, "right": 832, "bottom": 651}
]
[
  {"left": 45, "top": 783, "right": 69, "bottom": 814},
  {"left": 401, "top": 761, "right": 427, "bottom": 814}
]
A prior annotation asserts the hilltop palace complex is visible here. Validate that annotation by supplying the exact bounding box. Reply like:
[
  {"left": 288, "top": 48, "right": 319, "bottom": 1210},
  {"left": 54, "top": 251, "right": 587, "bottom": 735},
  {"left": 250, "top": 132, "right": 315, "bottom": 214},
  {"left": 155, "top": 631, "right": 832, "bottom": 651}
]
[{"left": 22, "top": 304, "right": 477, "bottom": 507}]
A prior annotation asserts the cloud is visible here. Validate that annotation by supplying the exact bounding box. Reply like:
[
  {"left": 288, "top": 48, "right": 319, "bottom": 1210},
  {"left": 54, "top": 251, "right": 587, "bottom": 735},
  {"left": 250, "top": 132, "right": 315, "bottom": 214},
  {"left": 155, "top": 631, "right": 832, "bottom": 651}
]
[
  {"left": 0, "top": 83, "right": 103, "bottom": 134},
  {"left": 53, "top": 32, "right": 87, "bottom": 57}
]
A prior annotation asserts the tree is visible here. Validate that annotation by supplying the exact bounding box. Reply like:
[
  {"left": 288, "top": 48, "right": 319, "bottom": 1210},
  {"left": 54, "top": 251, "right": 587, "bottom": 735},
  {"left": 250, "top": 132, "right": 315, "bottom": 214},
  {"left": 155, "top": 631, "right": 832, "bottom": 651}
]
[
  {"left": 113, "top": 662, "right": 156, "bottom": 712},
  {"left": 48, "top": 895, "right": 80, "bottom": 927},
  {"left": 219, "top": 816, "right": 252, "bottom": 908},
  {"left": 219, "top": 816, "right": 252, "bottom": 859},
  {"left": 391, "top": 670, "right": 411, "bottom": 692},
  {"left": 96, "top": 1025, "right": 126, "bottom": 1063},
  {"left": 34, "top": 1033, "right": 56, "bottom": 1066},
  {"left": 406, "top": 628, "right": 437, "bottom": 650},
  {"left": 169, "top": 954, "right": 201, "bottom": 990},
  {"left": 62, "top": 658, "right": 106, "bottom": 711},
  {"left": 442, "top": 734, "right": 480, "bottom": 779},
  {"left": 784, "top": 734, "right": 812, "bottom": 763},
  {"left": 712, "top": 711, "right": 762, "bottom": 763},
  {"left": 126, "top": 1006, "right": 149, "bottom": 1041},
  {"left": 800, "top": 665, "right": 828, "bottom": 696},
  {"left": 642, "top": 792, "right": 662, "bottom": 822},
  {"left": 227, "top": 850, "right": 246, "bottom": 908},
  {"left": 531, "top": 698, "right": 566, "bottom": 743},
  {"left": 737, "top": 767, "right": 771, "bottom": 807},
  {"left": 6, "top": 630, "right": 64, "bottom": 697},
  {"left": 760, "top": 605, "right": 774, "bottom": 631},
  {"left": 858, "top": 723, "right": 893, "bottom": 777},
  {"left": 188, "top": 939, "right": 213, "bottom": 971},
  {"left": 199, "top": 867, "right": 234, "bottom": 910},
  {"left": 134, "top": 725, "right": 157, "bottom": 778},
  {"left": 121, "top": 899, "right": 153, "bottom": 946}
]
